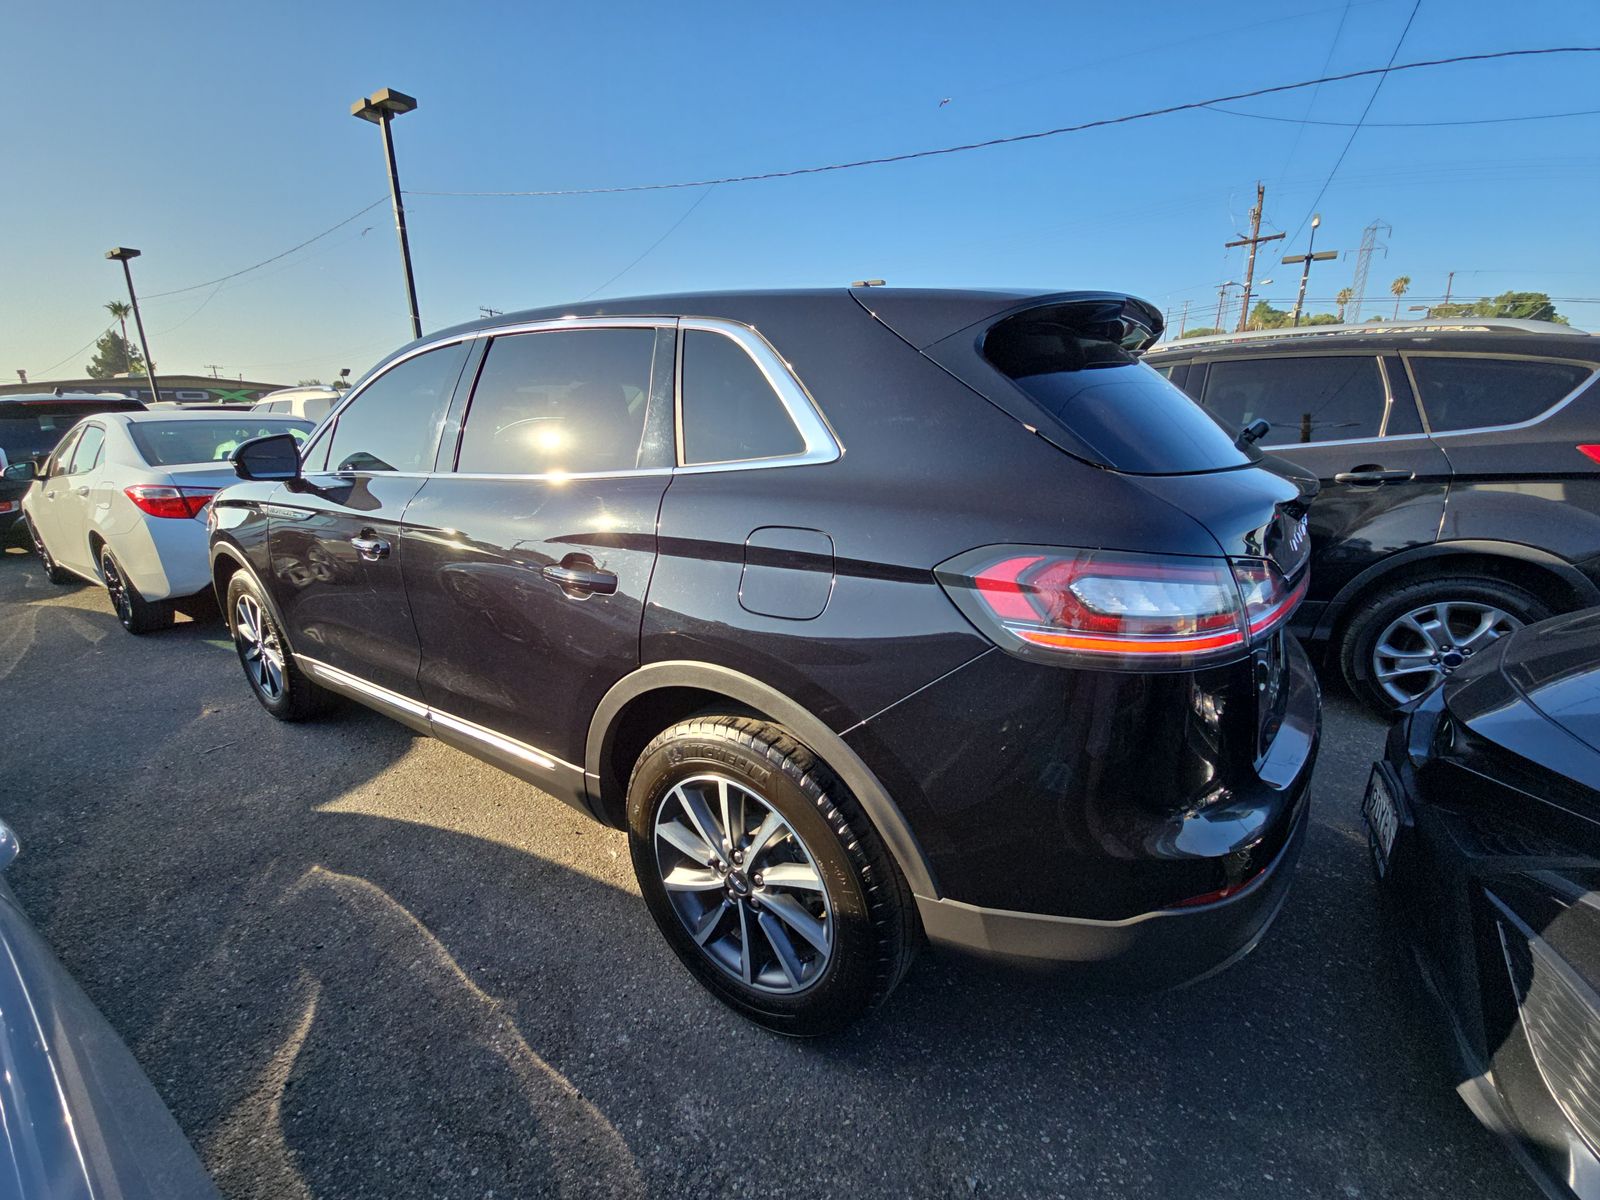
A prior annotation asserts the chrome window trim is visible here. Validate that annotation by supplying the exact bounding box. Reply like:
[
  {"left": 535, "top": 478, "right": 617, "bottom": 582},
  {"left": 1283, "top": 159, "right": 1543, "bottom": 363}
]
[
  {"left": 1398, "top": 352, "right": 1600, "bottom": 440},
  {"left": 304, "top": 314, "right": 841, "bottom": 484},
  {"left": 1375, "top": 356, "right": 1396, "bottom": 439},
  {"left": 295, "top": 654, "right": 584, "bottom": 775},
  {"left": 674, "top": 317, "right": 842, "bottom": 472}
]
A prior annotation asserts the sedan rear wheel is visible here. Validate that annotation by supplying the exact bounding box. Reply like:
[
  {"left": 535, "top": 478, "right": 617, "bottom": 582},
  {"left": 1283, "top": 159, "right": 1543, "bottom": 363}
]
[{"left": 99, "top": 546, "right": 173, "bottom": 634}]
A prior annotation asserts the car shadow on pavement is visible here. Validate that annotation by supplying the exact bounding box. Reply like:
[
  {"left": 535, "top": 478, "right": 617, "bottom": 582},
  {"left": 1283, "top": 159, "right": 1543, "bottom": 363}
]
[{"left": 0, "top": 544, "right": 1540, "bottom": 1200}]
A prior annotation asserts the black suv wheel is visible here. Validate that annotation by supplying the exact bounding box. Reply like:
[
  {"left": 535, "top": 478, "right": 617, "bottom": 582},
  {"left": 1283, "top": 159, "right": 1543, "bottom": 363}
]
[
  {"left": 627, "top": 716, "right": 918, "bottom": 1036},
  {"left": 1341, "top": 575, "right": 1549, "bottom": 713},
  {"left": 226, "top": 571, "right": 335, "bottom": 721}
]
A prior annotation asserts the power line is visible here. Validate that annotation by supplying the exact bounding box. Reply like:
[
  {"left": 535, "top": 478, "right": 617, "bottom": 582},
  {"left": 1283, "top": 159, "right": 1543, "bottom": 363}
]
[
  {"left": 1273, "top": 0, "right": 1354, "bottom": 189},
  {"left": 141, "top": 198, "right": 388, "bottom": 298},
  {"left": 578, "top": 186, "right": 716, "bottom": 300},
  {"left": 1207, "top": 104, "right": 1600, "bottom": 128},
  {"left": 33, "top": 325, "right": 115, "bottom": 378},
  {"left": 407, "top": 46, "right": 1600, "bottom": 199},
  {"left": 1286, "top": 0, "right": 1423, "bottom": 245}
]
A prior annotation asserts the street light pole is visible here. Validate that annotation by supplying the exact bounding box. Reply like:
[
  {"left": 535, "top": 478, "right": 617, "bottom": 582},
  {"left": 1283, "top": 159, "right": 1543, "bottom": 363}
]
[
  {"left": 104, "top": 247, "right": 162, "bottom": 404},
  {"left": 352, "top": 88, "right": 422, "bottom": 340},
  {"left": 1283, "top": 215, "right": 1339, "bottom": 328}
]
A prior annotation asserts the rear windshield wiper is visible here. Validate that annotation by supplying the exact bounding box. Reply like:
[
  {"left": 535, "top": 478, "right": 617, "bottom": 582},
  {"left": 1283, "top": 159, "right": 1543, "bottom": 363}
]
[{"left": 1235, "top": 418, "right": 1271, "bottom": 449}]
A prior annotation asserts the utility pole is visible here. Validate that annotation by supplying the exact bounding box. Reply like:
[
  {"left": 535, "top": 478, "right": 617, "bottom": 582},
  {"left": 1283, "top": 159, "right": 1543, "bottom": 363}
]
[
  {"left": 1214, "top": 281, "right": 1238, "bottom": 331},
  {"left": 479, "top": 307, "right": 503, "bottom": 319},
  {"left": 1178, "top": 299, "right": 1190, "bottom": 337},
  {"left": 204, "top": 363, "right": 222, "bottom": 379},
  {"left": 1443, "top": 271, "right": 1455, "bottom": 306},
  {"left": 1225, "top": 182, "right": 1285, "bottom": 333},
  {"left": 1283, "top": 214, "right": 1339, "bottom": 327}
]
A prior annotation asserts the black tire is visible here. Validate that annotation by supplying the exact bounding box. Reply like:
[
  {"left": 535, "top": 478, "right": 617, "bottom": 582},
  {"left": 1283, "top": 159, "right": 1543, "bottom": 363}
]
[
  {"left": 99, "top": 546, "right": 173, "bottom": 634},
  {"left": 627, "top": 715, "right": 918, "bottom": 1036},
  {"left": 1340, "top": 575, "right": 1550, "bottom": 715},
  {"left": 225, "top": 571, "right": 335, "bottom": 721},
  {"left": 24, "top": 516, "right": 72, "bottom": 585}
]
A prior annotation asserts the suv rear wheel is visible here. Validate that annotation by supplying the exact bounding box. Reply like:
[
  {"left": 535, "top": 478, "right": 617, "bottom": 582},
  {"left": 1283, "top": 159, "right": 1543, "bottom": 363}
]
[
  {"left": 626, "top": 715, "right": 918, "bottom": 1036},
  {"left": 1341, "top": 575, "right": 1549, "bottom": 713}
]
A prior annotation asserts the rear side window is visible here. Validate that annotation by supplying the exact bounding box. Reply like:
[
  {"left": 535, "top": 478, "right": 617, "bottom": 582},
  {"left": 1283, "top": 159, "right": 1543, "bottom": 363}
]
[
  {"left": 458, "top": 328, "right": 658, "bottom": 474},
  {"left": 984, "top": 318, "right": 1248, "bottom": 474},
  {"left": 1408, "top": 357, "right": 1595, "bottom": 432},
  {"left": 680, "top": 330, "right": 805, "bottom": 465},
  {"left": 1203, "top": 356, "right": 1386, "bottom": 444},
  {"left": 66, "top": 425, "right": 105, "bottom": 473},
  {"left": 321, "top": 342, "right": 469, "bottom": 473}
]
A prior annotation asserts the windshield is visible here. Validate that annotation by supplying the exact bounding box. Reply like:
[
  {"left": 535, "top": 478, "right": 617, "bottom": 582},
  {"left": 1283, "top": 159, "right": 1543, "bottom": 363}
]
[
  {"left": 128, "top": 418, "right": 312, "bottom": 466},
  {"left": 984, "top": 311, "right": 1252, "bottom": 474}
]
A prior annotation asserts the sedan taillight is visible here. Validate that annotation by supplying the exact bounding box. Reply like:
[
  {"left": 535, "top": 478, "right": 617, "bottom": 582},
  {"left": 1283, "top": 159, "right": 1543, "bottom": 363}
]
[
  {"left": 124, "top": 484, "right": 217, "bottom": 519},
  {"left": 935, "top": 545, "right": 1306, "bottom": 670}
]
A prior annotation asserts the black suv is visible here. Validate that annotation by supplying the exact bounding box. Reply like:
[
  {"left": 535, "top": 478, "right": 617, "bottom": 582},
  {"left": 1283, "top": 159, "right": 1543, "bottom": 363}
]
[
  {"left": 1147, "top": 320, "right": 1600, "bottom": 713},
  {"left": 0, "top": 392, "right": 145, "bottom": 537},
  {"left": 210, "top": 289, "right": 1319, "bottom": 1033}
]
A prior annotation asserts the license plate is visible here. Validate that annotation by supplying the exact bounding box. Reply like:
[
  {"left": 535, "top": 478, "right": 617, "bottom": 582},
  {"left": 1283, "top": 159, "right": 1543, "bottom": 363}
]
[{"left": 1362, "top": 767, "right": 1400, "bottom": 878}]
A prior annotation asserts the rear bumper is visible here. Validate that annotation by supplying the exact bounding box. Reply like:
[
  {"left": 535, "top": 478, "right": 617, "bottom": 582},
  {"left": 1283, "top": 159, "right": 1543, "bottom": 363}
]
[{"left": 917, "top": 797, "right": 1307, "bottom": 986}]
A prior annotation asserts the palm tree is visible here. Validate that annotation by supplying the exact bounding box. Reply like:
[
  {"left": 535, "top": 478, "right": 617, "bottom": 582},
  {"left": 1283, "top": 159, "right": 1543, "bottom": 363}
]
[
  {"left": 104, "top": 300, "right": 131, "bottom": 348},
  {"left": 1390, "top": 275, "right": 1411, "bottom": 320},
  {"left": 1336, "top": 287, "right": 1354, "bottom": 322}
]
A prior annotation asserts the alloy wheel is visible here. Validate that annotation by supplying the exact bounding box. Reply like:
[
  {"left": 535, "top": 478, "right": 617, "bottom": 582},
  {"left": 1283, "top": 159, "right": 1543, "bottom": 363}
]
[
  {"left": 1372, "top": 600, "right": 1520, "bottom": 705},
  {"left": 233, "top": 593, "right": 286, "bottom": 701},
  {"left": 653, "top": 773, "right": 833, "bottom": 994},
  {"left": 101, "top": 553, "right": 133, "bottom": 626},
  {"left": 28, "top": 520, "right": 53, "bottom": 570}
]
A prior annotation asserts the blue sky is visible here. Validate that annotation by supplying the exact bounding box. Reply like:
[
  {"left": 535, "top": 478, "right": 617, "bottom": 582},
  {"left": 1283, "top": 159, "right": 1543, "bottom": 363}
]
[{"left": 4, "top": 0, "right": 1598, "bottom": 384}]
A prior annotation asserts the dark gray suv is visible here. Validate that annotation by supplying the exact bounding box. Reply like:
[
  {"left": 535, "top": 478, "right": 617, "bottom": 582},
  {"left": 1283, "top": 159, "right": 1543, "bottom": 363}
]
[{"left": 1148, "top": 318, "right": 1600, "bottom": 714}]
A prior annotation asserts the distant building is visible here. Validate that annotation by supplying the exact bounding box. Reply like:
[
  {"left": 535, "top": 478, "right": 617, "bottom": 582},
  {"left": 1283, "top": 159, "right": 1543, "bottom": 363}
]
[{"left": 0, "top": 375, "right": 287, "bottom": 405}]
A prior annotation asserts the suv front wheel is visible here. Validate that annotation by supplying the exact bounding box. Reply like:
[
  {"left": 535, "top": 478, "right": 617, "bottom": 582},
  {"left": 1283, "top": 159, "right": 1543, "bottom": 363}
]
[
  {"left": 627, "top": 716, "right": 918, "bottom": 1036},
  {"left": 1341, "top": 575, "right": 1549, "bottom": 713}
]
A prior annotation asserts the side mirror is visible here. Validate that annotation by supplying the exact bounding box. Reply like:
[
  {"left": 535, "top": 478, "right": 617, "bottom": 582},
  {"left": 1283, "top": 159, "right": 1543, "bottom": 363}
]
[
  {"left": 1235, "top": 418, "right": 1271, "bottom": 449},
  {"left": 233, "top": 432, "right": 303, "bottom": 482},
  {"left": 2, "top": 460, "right": 37, "bottom": 483}
]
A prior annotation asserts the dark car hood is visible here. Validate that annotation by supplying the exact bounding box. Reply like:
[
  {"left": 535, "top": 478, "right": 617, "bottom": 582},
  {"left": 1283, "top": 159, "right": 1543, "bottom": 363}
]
[{"left": 1446, "top": 611, "right": 1600, "bottom": 790}]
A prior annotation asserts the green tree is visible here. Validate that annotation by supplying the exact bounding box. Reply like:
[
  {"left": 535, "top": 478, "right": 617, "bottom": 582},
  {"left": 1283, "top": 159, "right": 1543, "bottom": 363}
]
[
  {"left": 1390, "top": 275, "right": 1411, "bottom": 320},
  {"left": 1303, "top": 312, "right": 1342, "bottom": 326},
  {"left": 1431, "top": 290, "right": 1568, "bottom": 324},
  {"left": 85, "top": 331, "right": 145, "bottom": 379},
  {"left": 1178, "top": 326, "right": 1222, "bottom": 339},
  {"left": 1335, "top": 288, "right": 1354, "bottom": 322},
  {"left": 296, "top": 378, "right": 324, "bottom": 386},
  {"left": 1246, "top": 300, "right": 1291, "bottom": 330}
]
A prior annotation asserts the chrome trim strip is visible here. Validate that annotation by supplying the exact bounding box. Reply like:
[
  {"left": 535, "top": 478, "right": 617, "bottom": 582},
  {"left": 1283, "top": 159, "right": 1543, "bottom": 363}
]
[
  {"left": 294, "top": 654, "right": 583, "bottom": 775},
  {"left": 674, "top": 317, "right": 842, "bottom": 471}
]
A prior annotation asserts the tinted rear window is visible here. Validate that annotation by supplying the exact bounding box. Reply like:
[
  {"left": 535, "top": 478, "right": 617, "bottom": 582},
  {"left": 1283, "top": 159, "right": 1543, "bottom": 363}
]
[
  {"left": 984, "top": 317, "right": 1249, "bottom": 474},
  {"left": 1408, "top": 356, "right": 1595, "bottom": 432},
  {"left": 0, "top": 403, "right": 136, "bottom": 461},
  {"left": 129, "top": 419, "right": 313, "bottom": 465},
  {"left": 1203, "top": 356, "right": 1387, "bottom": 444}
]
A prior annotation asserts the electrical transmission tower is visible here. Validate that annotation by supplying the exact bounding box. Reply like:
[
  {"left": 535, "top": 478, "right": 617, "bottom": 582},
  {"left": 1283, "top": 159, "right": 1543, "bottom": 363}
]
[{"left": 1347, "top": 221, "right": 1391, "bottom": 323}]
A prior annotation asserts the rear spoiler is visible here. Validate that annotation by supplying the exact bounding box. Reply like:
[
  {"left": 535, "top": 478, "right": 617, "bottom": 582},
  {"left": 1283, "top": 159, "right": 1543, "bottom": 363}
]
[{"left": 854, "top": 289, "right": 1165, "bottom": 354}]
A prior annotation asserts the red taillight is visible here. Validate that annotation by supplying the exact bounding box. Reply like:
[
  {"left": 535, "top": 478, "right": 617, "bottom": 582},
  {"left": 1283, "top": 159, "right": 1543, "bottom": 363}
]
[
  {"left": 937, "top": 545, "right": 1306, "bottom": 670},
  {"left": 123, "top": 484, "right": 216, "bottom": 519},
  {"left": 1579, "top": 444, "right": 1600, "bottom": 465}
]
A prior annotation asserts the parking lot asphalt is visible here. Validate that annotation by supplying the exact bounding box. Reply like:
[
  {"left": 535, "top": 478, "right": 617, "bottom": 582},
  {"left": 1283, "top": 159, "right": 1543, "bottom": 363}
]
[{"left": 0, "top": 541, "right": 1542, "bottom": 1200}]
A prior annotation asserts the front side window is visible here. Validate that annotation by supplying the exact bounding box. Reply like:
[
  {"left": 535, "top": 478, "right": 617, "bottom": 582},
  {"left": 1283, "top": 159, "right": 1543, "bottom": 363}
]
[
  {"left": 1203, "top": 356, "right": 1387, "bottom": 445},
  {"left": 679, "top": 329, "right": 805, "bottom": 465},
  {"left": 1408, "top": 356, "right": 1595, "bottom": 432},
  {"left": 47, "top": 427, "right": 84, "bottom": 475},
  {"left": 67, "top": 425, "right": 105, "bottom": 474},
  {"left": 321, "top": 342, "right": 470, "bottom": 474},
  {"left": 456, "top": 328, "right": 658, "bottom": 474}
]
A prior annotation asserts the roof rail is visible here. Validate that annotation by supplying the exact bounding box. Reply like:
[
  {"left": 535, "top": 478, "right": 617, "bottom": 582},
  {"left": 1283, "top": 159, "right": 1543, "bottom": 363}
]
[{"left": 1148, "top": 316, "right": 1587, "bottom": 351}]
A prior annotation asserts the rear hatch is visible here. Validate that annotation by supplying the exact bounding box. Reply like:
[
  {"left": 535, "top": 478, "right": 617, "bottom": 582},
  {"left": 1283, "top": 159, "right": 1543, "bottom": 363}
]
[{"left": 867, "top": 290, "right": 1315, "bottom": 750}]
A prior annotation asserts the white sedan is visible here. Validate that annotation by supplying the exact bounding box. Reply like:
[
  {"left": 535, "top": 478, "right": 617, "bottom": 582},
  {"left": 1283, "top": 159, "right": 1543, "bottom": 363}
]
[{"left": 19, "top": 410, "right": 312, "bottom": 633}]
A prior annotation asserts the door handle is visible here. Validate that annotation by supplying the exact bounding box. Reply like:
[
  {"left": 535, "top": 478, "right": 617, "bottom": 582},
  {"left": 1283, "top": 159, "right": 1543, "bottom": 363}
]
[
  {"left": 350, "top": 534, "right": 390, "bottom": 561},
  {"left": 73, "top": 485, "right": 89, "bottom": 497},
  {"left": 1333, "top": 468, "right": 1414, "bottom": 484},
  {"left": 542, "top": 557, "right": 618, "bottom": 596}
]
